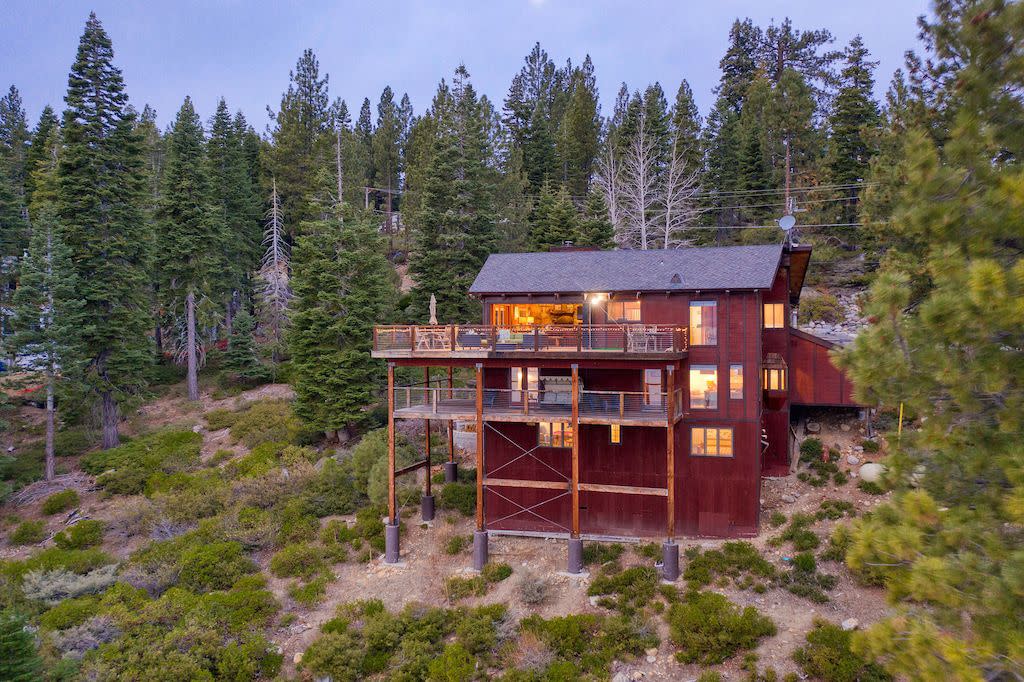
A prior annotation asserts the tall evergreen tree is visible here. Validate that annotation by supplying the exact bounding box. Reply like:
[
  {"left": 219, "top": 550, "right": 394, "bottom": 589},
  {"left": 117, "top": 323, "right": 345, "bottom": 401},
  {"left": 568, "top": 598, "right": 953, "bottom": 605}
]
[
  {"left": 410, "top": 66, "right": 497, "bottom": 322},
  {"left": 0, "top": 610, "right": 42, "bottom": 682},
  {"left": 11, "top": 207, "right": 81, "bottom": 480},
  {"left": 289, "top": 214, "right": 396, "bottom": 438},
  {"left": 136, "top": 104, "right": 165, "bottom": 354},
  {"left": 670, "top": 80, "right": 703, "bottom": 174},
  {"left": 757, "top": 17, "right": 840, "bottom": 103},
  {"left": 838, "top": 4, "right": 1024, "bottom": 679},
  {"left": 57, "top": 13, "right": 152, "bottom": 448},
  {"left": 528, "top": 181, "right": 580, "bottom": 251},
  {"left": 827, "top": 36, "right": 881, "bottom": 222},
  {"left": 266, "top": 49, "right": 330, "bottom": 233},
  {"left": 158, "top": 97, "right": 216, "bottom": 401},
  {"left": 0, "top": 85, "right": 29, "bottom": 212},
  {"left": 373, "top": 86, "right": 402, "bottom": 211},
  {"left": 503, "top": 43, "right": 563, "bottom": 191},
  {"left": 557, "top": 55, "right": 600, "bottom": 197},
  {"left": 24, "top": 105, "right": 58, "bottom": 214},
  {"left": 354, "top": 97, "right": 374, "bottom": 197},
  {"left": 578, "top": 190, "right": 613, "bottom": 248}
]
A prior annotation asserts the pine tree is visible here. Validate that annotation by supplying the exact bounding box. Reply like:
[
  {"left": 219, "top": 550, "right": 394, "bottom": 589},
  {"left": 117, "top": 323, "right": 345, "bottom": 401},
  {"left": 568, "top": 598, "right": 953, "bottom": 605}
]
[
  {"left": 373, "top": 86, "right": 402, "bottom": 212},
  {"left": 354, "top": 97, "right": 374, "bottom": 196},
  {"left": 503, "top": 43, "right": 563, "bottom": 191},
  {"left": 410, "top": 66, "right": 497, "bottom": 323},
  {"left": 528, "top": 182, "right": 580, "bottom": 251},
  {"left": 0, "top": 610, "right": 42, "bottom": 682},
  {"left": 288, "top": 214, "right": 396, "bottom": 437},
  {"left": 11, "top": 207, "right": 81, "bottom": 480},
  {"left": 222, "top": 308, "right": 266, "bottom": 385},
  {"left": 837, "top": 4, "right": 1024, "bottom": 679},
  {"left": 257, "top": 178, "right": 290, "bottom": 360},
  {"left": 557, "top": 55, "right": 600, "bottom": 197},
  {"left": 827, "top": 36, "right": 881, "bottom": 223},
  {"left": 24, "top": 105, "right": 58, "bottom": 214},
  {"left": 266, "top": 49, "right": 331, "bottom": 233},
  {"left": 57, "top": 13, "right": 152, "bottom": 448},
  {"left": 158, "top": 97, "right": 217, "bottom": 401},
  {"left": 670, "top": 80, "right": 703, "bottom": 174},
  {"left": 578, "top": 191, "right": 613, "bottom": 248},
  {"left": 136, "top": 104, "right": 165, "bottom": 354},
  {"left": 0, "top": 85, "right": 29, "bottom": 214},
  {"left": 757, "top": 17, "right": 840, "bottom": 105}
]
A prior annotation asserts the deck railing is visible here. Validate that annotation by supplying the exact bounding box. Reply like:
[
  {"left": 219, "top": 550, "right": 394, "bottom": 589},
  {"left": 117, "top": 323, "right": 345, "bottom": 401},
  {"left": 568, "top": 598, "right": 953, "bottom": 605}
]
[
  {"left": 373, "top": 324, "right": 688, "bottom": 355},
  {"left": 393, "top": 385, "right": 679, "bottom": 422}
]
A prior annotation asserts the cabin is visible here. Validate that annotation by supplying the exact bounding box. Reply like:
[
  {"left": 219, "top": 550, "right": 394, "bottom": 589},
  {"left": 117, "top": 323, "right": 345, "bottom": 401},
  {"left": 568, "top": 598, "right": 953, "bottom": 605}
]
[{"left": 371, "top": 242, "right": 859, "bottom": 578}]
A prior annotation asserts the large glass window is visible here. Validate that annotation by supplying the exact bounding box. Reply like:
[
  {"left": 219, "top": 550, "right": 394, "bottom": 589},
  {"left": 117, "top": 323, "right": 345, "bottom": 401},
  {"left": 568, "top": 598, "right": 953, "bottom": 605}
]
[
  {"left": 538, "top": 422, "right": 573, "bottom": 448},
  {"left": 607, "top": 300, "right": 641, "bottom": 322},
  {"left": 691, "top": 427, "right": 734, "bottom": 457},
  {"left": 511, "top": 367, "right": 539, "bottom": 403},
  {"left": 764, "top": 303, "right": 785, "bottom": 329},
  {"left": 763, "top": 368, "right": 787, "bottom": 391},
  {"left": 689, "top": 365, "right": 718, "bottom": 409},
  {"left": 729, "top": 364, "right": 743, "bottom": 399},
  {"left": 689, "top": 301, "right": 718, "bottom": 345},
  {"left": 644, "top": 369, "right": 663, "bottom": 406}
]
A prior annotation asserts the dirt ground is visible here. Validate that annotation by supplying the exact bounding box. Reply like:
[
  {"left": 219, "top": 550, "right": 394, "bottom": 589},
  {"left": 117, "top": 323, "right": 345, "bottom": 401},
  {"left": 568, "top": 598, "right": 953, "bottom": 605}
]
[{"left": 2, "top": 385, "right": 893, "bottom": 680}]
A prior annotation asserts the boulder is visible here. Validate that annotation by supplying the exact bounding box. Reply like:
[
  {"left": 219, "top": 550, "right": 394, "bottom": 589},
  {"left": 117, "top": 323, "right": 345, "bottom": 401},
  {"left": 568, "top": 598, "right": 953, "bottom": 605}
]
[
  {"left": 841, "top": 618, "right": 859, "bottom": 631},
  {"left": 840, "top": 423, "right": 851, "bottom": 432},
  {"left": 782, "top": 493, "right": 797, "bottom": 503},
  {"left": 293, "top": 652, "right": 303, "bottom": 665},
  {"left": 859, "top": 462, "right": 885, "bottom": 483},
  {"left": 806, "top": 421, "right": 821, "bottom": 434},
  {"left": 612, "top": 674, "right": 629, "bottom": 682},
  {"left": 847, "top": 455, "right": 860, "bottom": 466}
]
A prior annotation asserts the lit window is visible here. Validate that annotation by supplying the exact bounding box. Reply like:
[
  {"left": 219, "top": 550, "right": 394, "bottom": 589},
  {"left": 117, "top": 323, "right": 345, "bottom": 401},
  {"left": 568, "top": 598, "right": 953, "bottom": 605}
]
[
  {"left": 763, "top": 368, "right": 787, "bottom": 391},
  {"left": 511, "top": 367, "right": 539, "bottom": 403},
  {"left": 730, "top": 364, "right": 743, "bottom": 399},
  {"left": 607, "top": 300, "right": 641, "bottom": 322},
  {"left": 689, "top": 301, "right": 718, "bottom": 345},
  {"left": 610, "top": 424, "right": 621, "bottom": 445},
  {"left": 691, "top": 427, "right": 734, "bottom": 457},
  {"left": 644, "top": 369, "right": 662, "bottom": 406},
  {"left": 689, "top": 365, "right": 718, "bottom": 409},
  {"left": 764, "top": 303, "right": 785, "bottom": 329},
  {"left": 538, "top": 422, "right": 573, "bottom": 448}
]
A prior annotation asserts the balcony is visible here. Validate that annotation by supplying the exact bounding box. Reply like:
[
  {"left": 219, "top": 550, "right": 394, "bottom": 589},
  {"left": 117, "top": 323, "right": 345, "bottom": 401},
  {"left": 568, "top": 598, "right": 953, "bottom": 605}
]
[
  {"left": 372, "top": 324, "right": 688, "bottom": 360},
  {"left": 390, "top": 386, "right": 683, "bottom": 427}
]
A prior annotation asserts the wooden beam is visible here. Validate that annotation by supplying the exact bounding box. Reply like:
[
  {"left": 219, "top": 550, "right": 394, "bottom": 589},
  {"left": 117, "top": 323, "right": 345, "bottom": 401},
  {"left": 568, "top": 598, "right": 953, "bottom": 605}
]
[
  {"left": 570, "top": 363, "right": 580, "bottom": 538},
  {"left": 666, "top": 364, "right": 676, "bottom": 540},
  {"left": 447, "top": 366, "right": 455, "bottom": 464},
  {"left": 484, "top": 477, "right": 569, "bottom": 491},
  {"left": 475, "top": 363, "right": 484, "bottom": 531},
  {"left": 387, "top": 363, "right": 396, "bottom": 524},
  {"left": 395, "top": 459, "right": 430, "bottom": 477},
  {"left": 578, "top": 482, "right": 668, "bottom": 497},
  {"left": 424, "top": 367, "right": 431, "bottom": 497}
]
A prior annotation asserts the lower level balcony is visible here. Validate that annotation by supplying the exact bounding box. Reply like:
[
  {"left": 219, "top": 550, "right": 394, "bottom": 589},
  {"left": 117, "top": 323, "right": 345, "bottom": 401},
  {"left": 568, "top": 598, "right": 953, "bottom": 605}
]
[{"left": 390, "top": 386, "right": 683, "bottom": 427}]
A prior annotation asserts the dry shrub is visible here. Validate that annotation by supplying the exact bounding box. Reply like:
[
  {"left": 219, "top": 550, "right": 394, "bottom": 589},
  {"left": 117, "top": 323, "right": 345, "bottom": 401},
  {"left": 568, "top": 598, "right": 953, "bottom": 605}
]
[
  {"left": 106, "top": 496, "right": 159, "bottom": 539},
  {"left": 22, "top": 565, "right": 119, "bottom": 605},
  {"left": 51, "top": 615, "right": 120, "bottom": 659},
  {"left": 517, "top": 571, "right": 551, "bottom": 606},
  {"left": 511, "top": 630, "right": 555, "bottom": 672}
]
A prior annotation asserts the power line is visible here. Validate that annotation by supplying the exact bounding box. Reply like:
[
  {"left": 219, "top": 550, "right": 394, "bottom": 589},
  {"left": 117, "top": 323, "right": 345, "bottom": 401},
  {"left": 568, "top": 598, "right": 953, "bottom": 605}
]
[{"left": 683, "top": 222, "right": 865, "bottom": 230}]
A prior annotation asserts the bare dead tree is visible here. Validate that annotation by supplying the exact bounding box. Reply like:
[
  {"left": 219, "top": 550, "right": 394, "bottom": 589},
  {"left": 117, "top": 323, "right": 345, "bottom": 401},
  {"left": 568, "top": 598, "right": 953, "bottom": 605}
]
[
  {"left": 619, "top": 111, "right": 658, "bottom": 249},
  {"left": 594, "top": 145, "right": 625, "bottom": 240},
  {"left": 657, "top": 134, "right": 703, "bottom": 248},
  {"left": 257, "top": 178, "right": 291, "bottom": 360}
]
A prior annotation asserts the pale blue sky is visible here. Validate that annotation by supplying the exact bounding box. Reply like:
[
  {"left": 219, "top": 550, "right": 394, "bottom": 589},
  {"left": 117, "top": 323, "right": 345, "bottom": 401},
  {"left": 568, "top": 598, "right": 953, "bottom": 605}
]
[{"left": 2, "top": 1, "right": 931, "bottom": 131}]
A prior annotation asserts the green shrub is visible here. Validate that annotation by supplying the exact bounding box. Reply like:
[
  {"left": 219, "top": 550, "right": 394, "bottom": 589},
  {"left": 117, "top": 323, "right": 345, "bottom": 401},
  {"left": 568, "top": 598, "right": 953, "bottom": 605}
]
[
  {"left": 427, "top": 642, "right": 475, "bottom": 681},
  {"left": 817, "top": 500, "right": 856, "bottom": 521},
  {"left": 1, "top": 547, "right": 115, "bottom": 583},
  {"left": 81, "top": 430, "right": 202, "bottom": 496},
  {"left": 438, "top": 482, "right": 476, "bottom": 517},
  {"left": 178, "top": 541, "right": 256, "bottom": 592},
  {"left": 683, "top": 541, "right": 776, "bottom": 589},
  {"left": 445, "top": 575, "right": 487, "bottom": 602},
  {"left": 668, "top": 591, "right": 776, "bottom": 665},
  {"left": 858, "top": 480, "right": 885, "bottom": 495},
  {"left": 582, "top": 542, "right": 625, "bottom": 566},
  {"left": 204, "top": 408, "right": 240, "bottom": 431},
  {"left": 53, "top": 520, "right": 104, "bottom": 550},
  {"left": 42, "top": 489, "right": 80, "bottom": 515},
  {"left": 793, "top": 552, "right": 817, "bottom": 573},
  {"left": 778, "top": 514, "right": 821, "bottom": 551},
  {"left": 38, "top": 595, "right": 100, "bottom": 630},
  {"left": 481, "top": 562, "right": 512, "bottom": 583},
  {"left": 10, "top": 519, "right": 47, "bottom": 545},
  {"left": 588, "top": 565, "right": 660, "bottom": 615},
  {"left": 635, "top": 542, "right": 662, "bottom": 560},
  {"left": 229, "top": 400, "right": 303, "bottom": 447},
  {"left": 289, "top": 576, "right": 330, "bottom": 607},
  {"left": 320, "top": 519, "right": 356, "bottom": 546},
  {"left": 798, "top": 292, "right": 845, "bottom": 325},
  {"left": 300, "top": 631, "right": 363, "bottom": 681},
  {"left": 270, "top": 543, "right": 326, "bottom": 580},
  {"left": 820, "top": 525, "right": 854, "bottom": 563},
  {"left": 521, "top": 612, "right": 657, "bottom": 677},
  {"left": 304, "top": 458, "right": 360, "bottom": 517},
  {"left": 698, "top": 673, "right": 723, "bottom": 682},
  {"left": 769, "top": 511, "right": 787, "bottom": 527},
  {"left": 800, "top": 438, "right": 824, "bottom": 462},
  {"left": 444, "top": 534, "right": 470, "bottom": 555},
  {"left": 793, "top": 620, "right": 892, "bottom": 682},
  {"left": 861, "top": 439, "right": 880, "bottom": 453}
]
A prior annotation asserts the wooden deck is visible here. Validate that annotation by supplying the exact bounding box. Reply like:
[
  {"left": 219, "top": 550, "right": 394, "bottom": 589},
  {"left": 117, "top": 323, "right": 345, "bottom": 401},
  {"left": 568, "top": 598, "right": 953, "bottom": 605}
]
[{"left": 393, "top": 397, "right": 678, "bottom": 427}]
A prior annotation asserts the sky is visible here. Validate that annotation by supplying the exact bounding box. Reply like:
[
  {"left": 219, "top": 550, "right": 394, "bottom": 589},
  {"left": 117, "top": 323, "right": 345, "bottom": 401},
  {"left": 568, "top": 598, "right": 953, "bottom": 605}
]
[{"left": 2, "top": 0, "right": 932, "bottom": 132}]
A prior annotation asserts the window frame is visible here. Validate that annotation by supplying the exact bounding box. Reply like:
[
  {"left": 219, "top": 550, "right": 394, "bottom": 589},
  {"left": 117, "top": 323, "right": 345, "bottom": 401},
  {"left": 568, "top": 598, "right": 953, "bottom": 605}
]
[
  {"left": 538, "top": 421, "right": 573, "bottom": 448},
  {"left": 690, "top": 426, "right": 735, "bottom": 457},
  {"left": 763, "top": 367, "right": 787, "bottom": 392},
  {"left": 763, "top": 302, "right": 785, "bottom": 329},
  {"left": 729, "top": 364, "right": 743, "bottom": 400},
  {"left": 689, "top": 300, "right": 718, "bottom": 346},
  {"left": 689, "top": 364, "right": 719, "bottom": 410},
  {"left": 607, "top": 300, "right": 641, "bottom": 323}
]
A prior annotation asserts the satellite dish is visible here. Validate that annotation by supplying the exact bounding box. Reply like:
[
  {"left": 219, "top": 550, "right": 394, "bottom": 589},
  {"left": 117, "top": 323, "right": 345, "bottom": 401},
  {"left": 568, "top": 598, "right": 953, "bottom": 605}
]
[{"left": 778, "top": 214, "right": 797, "bottom": 231}]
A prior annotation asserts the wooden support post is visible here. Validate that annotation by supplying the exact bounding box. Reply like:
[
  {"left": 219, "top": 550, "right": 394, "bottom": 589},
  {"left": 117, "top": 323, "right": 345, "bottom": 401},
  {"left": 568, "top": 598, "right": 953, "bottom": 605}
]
[
  {"left": 665, "top": 365, "right": 676, "bottom": 540},
  {"left": 447, "top": 366, "right": 455, "bottom": 463},
  {"left": 571, "top": 364, "right": 580, "bottom": 538},
  {"left": 533, "top": 326, "right": 539, "bottom": 352},
  {"left": 424, "top": 367, "right": 431, "bottom": 498},
  {"left": 475, "top": 363, "right": 484, "bottom": 531},
  {"left": 387, "top": 363, "right": 396, "bottom": 524}
]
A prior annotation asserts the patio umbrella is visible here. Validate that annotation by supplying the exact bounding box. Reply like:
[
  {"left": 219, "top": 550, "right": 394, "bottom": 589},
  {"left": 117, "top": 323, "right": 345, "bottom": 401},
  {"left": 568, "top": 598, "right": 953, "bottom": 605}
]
[{"left": 429, "top": 294, "right": 437, "bottom": 324}]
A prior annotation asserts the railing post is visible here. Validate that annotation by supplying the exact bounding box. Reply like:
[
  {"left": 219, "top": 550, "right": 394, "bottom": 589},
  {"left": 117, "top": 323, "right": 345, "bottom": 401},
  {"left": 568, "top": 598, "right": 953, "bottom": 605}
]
[
  {"left": 489, "top": 326, "right": 497, "bottom": 350},
  {"left": 411, "top": 326, "right": 417, "bottom": 352},
  {"left": 622, "top": 325, "right": 628, "bottom": 353},
  {"left": 534, "top": 326, "right": 539, "bottom": 352},
  {"left": 577, "top": 325, "right": 583, "bottom": 352},
  {"left": 450, "top": 325, "right": 457, "bottom": 351}
]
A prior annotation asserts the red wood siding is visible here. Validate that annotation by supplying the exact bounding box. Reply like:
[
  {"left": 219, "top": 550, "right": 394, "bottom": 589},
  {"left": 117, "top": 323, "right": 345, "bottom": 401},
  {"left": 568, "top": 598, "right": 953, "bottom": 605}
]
[{"left": 789, "top": 330, "right": 858, "bottom": 406}]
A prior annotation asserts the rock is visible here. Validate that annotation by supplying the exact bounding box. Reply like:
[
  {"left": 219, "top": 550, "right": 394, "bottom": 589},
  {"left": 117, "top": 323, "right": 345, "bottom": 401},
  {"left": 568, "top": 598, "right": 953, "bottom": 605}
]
[
  {"left": 853, "top": 445, "right": 864, "bottom": 454},
  {"left": 646, "top": 655, "right": 656, "bottom": 663},
  {"left": 631, "top": 673, "right": 644, "bottom": 681},
  {"left": 6, "top": 445, "right": 13, "bottom": 453},
  {"left": 841, "top": 423, "right": 852, "bottom": 432},
  {"left": 192, "top": 424, "right": 203, "bottom": 434},
  {"left": 859, "top": 462, "right": 886, "bottom": 483},
  {"left": 293, "top": 652, "right": 303, "bottom": 665},
  {"left": 645, "top": 648, "right": 658, "bottom": 657},
  {"left": 842, "top": 618, "right": 859, "bottom": 631},
  {"left": 589, "top": 596, "right": 600, "bottom": 607},
  {"left": 613, "top": 674, "right": 629, "bottom": 682},
  {"left": 781, "top": 493, "right": 796, "bottom": 503},
  {"left": 806, "top": 421, "right": 821, "bottom": 434},
  {"left": 847, "top": 455, "right": 860, "bottom": 466}
]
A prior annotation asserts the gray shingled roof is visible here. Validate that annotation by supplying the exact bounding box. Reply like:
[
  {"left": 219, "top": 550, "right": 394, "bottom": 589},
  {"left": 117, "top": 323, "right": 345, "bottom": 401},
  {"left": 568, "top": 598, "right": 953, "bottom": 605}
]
[{"left": 469, "top": 244, "right": 784, "bottom": 294}]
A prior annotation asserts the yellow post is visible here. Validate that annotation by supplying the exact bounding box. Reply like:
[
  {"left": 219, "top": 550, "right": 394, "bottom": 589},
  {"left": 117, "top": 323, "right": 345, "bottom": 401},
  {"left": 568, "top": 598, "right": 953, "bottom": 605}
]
[{"left": 897, "top": 402, "right": 904, "bottom": 447}]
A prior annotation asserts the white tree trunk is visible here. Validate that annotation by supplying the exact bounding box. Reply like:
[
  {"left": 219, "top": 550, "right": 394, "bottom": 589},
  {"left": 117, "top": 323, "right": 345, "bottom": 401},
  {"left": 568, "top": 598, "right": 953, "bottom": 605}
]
[
  {"left": 186, "top": 289, "right": 199, "bottom": 401},
  {"left": 658, "top": 134, "right": 702, "bottom": 249},
  {"left": 620, "top": 111, "right": 659, "bottom": 250},
  {"left": 45, "top": 376, "right": 54, "bottom": 481}
]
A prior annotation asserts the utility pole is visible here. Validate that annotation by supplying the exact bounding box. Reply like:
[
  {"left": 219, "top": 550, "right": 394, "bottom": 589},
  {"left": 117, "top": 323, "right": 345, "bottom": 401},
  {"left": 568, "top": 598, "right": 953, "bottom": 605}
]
[{"left": 784, "top": 138, "right": 793, "bottom": 216}]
